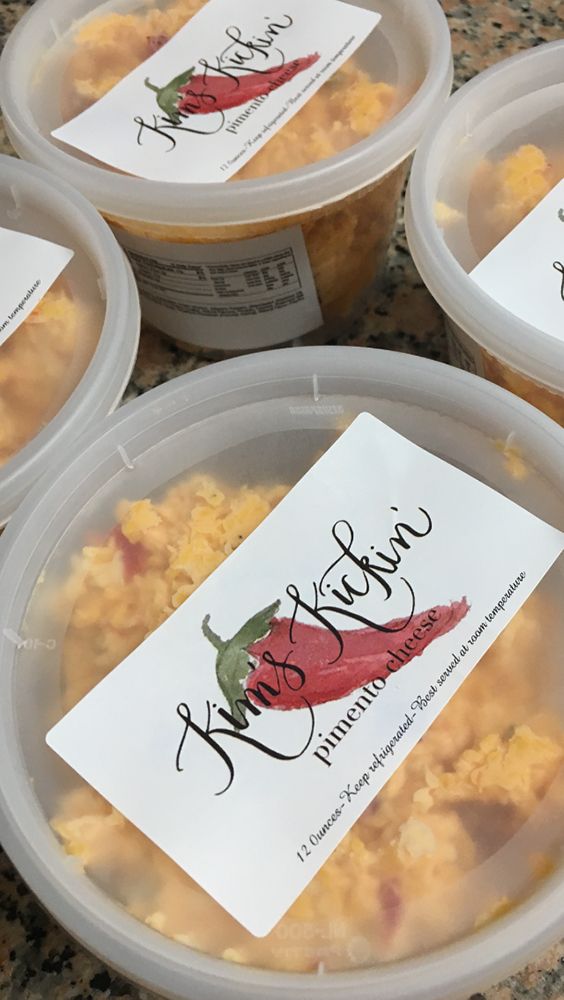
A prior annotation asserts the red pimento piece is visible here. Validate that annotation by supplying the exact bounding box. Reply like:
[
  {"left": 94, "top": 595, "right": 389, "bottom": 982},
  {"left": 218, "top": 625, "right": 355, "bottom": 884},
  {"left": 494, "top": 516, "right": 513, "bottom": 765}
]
[
  {"left": 110, "top": 527, "right": 147, "bottom": 581},
  {"left": 245, "top": 599, "right": 470, "bottom": 710},
  {"left": 379, "top": 879, "right": 403, "bottom": 941},
  {"left": 147, "top": 34, "right": 170, "bottom": 55}
]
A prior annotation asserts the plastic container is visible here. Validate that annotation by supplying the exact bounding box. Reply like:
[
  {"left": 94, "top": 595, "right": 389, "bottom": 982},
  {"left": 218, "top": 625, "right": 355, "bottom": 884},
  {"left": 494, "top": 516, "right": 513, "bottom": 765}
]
[
  {"left": 0, "top": 0, "right": 452, "bottom": 354},
  {"left": 405, "top": 41, "right": 564, "bottom": 427},
  {"left": 0, "top": 155, "right": 140, "bottom": 527},
  {"left": 0, "top": 347, "right": 563, "bottom": 1000}
]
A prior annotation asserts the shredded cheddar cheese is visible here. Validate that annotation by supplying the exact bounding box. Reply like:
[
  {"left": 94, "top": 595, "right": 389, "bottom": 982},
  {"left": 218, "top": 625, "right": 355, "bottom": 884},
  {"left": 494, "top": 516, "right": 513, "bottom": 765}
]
[
  {"left": 482, "top": 145, "right": 554, "bottom": 234},
  {"left": 0, "top": 283, "right": 95, "bottom": 468}
]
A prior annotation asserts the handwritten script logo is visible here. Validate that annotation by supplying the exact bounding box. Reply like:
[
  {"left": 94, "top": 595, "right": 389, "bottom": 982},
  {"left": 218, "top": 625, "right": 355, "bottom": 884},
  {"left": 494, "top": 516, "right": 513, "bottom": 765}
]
[
  {"left": 134, "top": 16, "right": 297, "bottom": 151},
  {"left": 553, "top": 261, "right": 564, "bottom": 302},
  {"left": 174, "top": 507, "right": 433, "bottom": 794}
]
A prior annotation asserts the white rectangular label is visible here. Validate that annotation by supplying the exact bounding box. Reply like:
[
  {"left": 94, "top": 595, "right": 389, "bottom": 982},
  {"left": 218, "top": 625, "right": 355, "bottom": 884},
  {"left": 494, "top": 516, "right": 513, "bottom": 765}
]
[
  {"left": 53, "top": 0, "right": 381, "bottom": 183},
  {"left": 115, "top": 225, "right": 323, "bottom": 347},
  {"left": 47, "top": 413, "right": 564, "bottom": 937},
  {"left": 0, "top": 228, "right": 74, "bottom": 347},
  {"left": 471, "top": 178, "right": 564, "bottom": 343}
]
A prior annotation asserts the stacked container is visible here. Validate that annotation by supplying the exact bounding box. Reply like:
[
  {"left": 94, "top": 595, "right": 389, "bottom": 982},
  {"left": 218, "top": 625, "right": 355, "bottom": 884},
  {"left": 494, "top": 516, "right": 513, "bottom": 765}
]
[
  {"left": 0, "top": 154, "right": 140, "bottom": 526},
  {"left": 0, "top": 0, "right": 453, "bottom": 352},
  {"left": 406, "top": 41, "right": 564, "bottom": 426},
  {"left": 0, "top": 349, "right": 563, "bottom": 1000}
]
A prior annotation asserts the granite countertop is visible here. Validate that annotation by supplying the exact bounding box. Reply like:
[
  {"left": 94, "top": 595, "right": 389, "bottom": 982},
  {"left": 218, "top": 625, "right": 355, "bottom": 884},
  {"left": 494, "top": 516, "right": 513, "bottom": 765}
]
[{"left": 1, "top": 1, "right": 564, "bottom": 997}]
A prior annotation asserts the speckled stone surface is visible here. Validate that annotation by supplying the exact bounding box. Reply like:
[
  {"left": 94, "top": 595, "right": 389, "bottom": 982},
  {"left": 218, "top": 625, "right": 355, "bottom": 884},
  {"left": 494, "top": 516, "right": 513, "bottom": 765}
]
[{"left": 1, "top": 2, "right": 564, "bottom": 998}]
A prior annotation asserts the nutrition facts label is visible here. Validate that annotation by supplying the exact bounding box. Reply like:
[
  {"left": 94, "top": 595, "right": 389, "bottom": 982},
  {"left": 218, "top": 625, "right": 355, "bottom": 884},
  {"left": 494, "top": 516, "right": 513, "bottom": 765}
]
[{"left": 115, "top": 225, "right": 323, "bottom": 349}]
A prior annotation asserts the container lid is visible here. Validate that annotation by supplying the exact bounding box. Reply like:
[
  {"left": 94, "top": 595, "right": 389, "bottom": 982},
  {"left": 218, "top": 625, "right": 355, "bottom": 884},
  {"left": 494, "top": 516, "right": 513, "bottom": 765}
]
[
  {"left": 0, "top": 347, "right": 563, "bottom": 1000},
  {"left": 406, "top": 41, "right": 564, "bottom": 394},
  {"left": 0, "top": 154, "right": 140, "bottom": 527},
  {"left": 0, "top": 0, "right": 452, "bottom": 225}
]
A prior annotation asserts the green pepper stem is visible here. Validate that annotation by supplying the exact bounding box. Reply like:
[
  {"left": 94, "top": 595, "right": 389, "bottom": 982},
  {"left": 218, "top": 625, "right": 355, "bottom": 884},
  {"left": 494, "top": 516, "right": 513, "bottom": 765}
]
[
  {"left": 144, "top": 77, "right": 161, "bottom": 95},
  {"left": 202, "top": 615, "right": 226, "bottom": 653}
]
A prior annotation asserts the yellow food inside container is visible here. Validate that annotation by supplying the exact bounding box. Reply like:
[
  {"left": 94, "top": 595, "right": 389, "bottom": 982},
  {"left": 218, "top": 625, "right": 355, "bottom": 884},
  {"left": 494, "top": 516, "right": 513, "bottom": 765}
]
[
  {"left": 51, "top": 470, "right": 564, "bottom": 972},
  {"left": 64, "top": 0, "right": 398, "bottom": 176},
  {"left": 59, "top": 0, "right": 407, "bottom": 337},
  {"left": 0, "top": 282, "right": 92, "bottom": 467}
]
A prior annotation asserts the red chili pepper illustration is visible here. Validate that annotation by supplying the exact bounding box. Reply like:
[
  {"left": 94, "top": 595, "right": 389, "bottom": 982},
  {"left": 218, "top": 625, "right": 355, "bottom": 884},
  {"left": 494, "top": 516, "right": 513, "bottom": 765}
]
[
  {"left": 203, "top": 598, "right": 470, "bottom": 715},
  {"left": 110, "top": 527, "right": 147, "bottom": 581},
  {"left": 145, "top": 54, "right": 320, "bottom": 124}
]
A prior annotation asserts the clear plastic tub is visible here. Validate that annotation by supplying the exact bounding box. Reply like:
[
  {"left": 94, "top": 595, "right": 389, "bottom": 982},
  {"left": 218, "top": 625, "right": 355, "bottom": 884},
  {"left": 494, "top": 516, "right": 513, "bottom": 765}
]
[
  {"left": 0, "top": 0, "right": 452, "bottom": 353},
  {"left": 0, "top": 347, "right": 563, "bottom": 1000},
  {"left": 405, "top": 41, "right": 564, "bottom": 427},
  {"left": 0, "top": 154, "right": 140, "bottom": 527}
]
